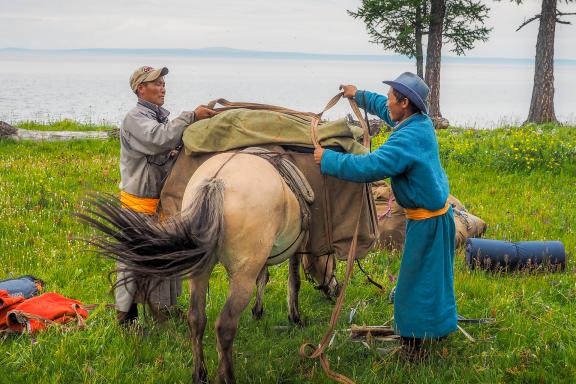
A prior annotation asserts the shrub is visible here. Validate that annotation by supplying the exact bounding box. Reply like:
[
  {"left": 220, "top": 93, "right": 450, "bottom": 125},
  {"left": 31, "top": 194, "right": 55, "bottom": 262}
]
[{"left": 372, "top": 124, "right": 576, "bottom": 173}]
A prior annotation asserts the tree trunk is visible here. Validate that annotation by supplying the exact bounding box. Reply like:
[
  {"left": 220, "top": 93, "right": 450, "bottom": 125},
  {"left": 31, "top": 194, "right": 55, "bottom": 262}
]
[
  {"left": 525, "top": 0, "right": 558, "bottom": 124},
  {"left": 415, "top": 3, "right": 424, "bottom": 79},
  {"left": 425, "top": 0, "right": 446, "bottom": 120}
]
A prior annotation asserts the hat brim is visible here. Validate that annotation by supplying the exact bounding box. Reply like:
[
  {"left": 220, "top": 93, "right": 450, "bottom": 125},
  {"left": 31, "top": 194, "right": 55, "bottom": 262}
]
[
  {"left": 143, "top": 67, "right": 169, "bottom": 83},
  {"left": 383, "top": 80, "right": 428, "bottom": 114}
]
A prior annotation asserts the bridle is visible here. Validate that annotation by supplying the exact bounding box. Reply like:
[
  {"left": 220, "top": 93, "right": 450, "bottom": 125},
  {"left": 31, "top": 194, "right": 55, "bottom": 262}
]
[{"left": 300, "top": 252, "right": 339, "bottom": 300}]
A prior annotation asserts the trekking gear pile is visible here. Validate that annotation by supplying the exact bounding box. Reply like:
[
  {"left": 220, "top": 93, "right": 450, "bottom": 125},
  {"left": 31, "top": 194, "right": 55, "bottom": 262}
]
[
  {"left": 0, "top": 276, "right": 90, "bottom": 334},
  {"left": 372, "top": 182, "right": 487, "bottom": 251}
]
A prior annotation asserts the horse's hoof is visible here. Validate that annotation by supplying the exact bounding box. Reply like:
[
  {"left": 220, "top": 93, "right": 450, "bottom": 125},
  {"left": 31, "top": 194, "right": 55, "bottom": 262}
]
[
  {"left": 216, "top": 374, "right": 235, "bottom": 384},
  {"left": 193, "top": 363, "right": 208, "bottom": 384},
  {"left": 251, "top": 306, "right": 264, "bottom": 320},
  {"left": 193, "top": 372, "right": 208, "bottom": 384},
  {"left": 332, "top": 283, "right": 342, "bottom": 298},
  {"left": 288, "top": 315, "right": 304, "bottom": 327}
]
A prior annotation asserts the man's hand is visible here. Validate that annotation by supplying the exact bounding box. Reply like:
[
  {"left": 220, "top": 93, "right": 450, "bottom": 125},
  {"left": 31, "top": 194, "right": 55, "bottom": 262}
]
[
  {"left": 339, "top": 84, "right": 358, "bottom": 99},
  {"left": 314, "top": 146, "right": 324, "bottom": 165},
  {"left": 194, "top": 105, "right": 217, "bottom": 121}
]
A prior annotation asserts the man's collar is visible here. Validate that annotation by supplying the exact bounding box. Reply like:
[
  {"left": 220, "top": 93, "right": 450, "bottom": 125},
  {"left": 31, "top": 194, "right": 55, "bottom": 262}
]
[
  {"left": 393, "top": 112, "right": 422, "bottom": 131},
  {"left": 137, "top": 98, "right": 170, "bottom": 121}
]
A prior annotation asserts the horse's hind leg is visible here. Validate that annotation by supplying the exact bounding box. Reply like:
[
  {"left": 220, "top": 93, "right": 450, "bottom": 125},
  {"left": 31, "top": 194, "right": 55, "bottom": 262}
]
[
  {"left": 188, "top": 267, "right": 213, "bottom": 384},
  {"left": 215, "top": 274, "right": 259, "bottom": 384},
  {"left": 251, "top": 266, "right": 269, "bottom": 320},
  {"left": 288, "top": 253, "right": 303, "bottom": 325}
]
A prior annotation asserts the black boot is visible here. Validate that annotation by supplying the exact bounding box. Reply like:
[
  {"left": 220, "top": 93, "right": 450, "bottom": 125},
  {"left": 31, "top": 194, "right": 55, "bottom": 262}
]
[
  {"left": 400, "top": 337, "right": 426, "bottom": 361},
  {"left": 117, "top": 303, "right": 138, "bottom": 326}
]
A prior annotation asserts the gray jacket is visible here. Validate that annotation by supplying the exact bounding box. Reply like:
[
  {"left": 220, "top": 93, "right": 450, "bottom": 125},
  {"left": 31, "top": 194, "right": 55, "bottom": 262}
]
[{"left": 120, "top": 99, "right": 195, "bottom": 198}]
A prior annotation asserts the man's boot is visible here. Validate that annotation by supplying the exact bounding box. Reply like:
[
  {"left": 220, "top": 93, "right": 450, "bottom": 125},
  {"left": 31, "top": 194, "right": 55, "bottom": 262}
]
[
  {"left": 117, "top": 303, "right": 138, "bottom": 326},
  {"left": 159, "top": 306, "right": 187, "bottom": 321},
  {"left": 399, "top": 336, "right": 427, "bottom": 362}
]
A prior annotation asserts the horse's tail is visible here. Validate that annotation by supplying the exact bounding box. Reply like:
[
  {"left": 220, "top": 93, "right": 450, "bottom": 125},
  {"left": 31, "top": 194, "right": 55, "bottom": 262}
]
[{"left": 78, "top": 178, "right": 225, "bottom": 281}]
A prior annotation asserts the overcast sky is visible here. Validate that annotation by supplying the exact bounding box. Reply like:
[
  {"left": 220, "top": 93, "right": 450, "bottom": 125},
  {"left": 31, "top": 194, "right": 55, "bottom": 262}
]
[{"left": 1, "top": 0, "right": 574, "bottom": 59}]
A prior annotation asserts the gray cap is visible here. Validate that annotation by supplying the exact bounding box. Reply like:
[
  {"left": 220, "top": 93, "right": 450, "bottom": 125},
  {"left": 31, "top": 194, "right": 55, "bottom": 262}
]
[{"left": 129, "top": 66, "right": 169, "bottom": 93}]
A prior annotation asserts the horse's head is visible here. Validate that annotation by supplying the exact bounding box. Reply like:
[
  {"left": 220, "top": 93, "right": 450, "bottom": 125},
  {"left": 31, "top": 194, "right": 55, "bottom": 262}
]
[{"left": 301, "top": 253, "right": 341, "bottom": 299}]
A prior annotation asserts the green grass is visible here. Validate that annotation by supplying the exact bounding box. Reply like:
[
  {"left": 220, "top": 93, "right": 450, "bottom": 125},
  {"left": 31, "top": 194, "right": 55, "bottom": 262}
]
[
  {"left": 15, "top": 120, "right": 117, "bottom": 132},
  {"left": 1, "top": 123, "right": 575, "bottom": 383}
]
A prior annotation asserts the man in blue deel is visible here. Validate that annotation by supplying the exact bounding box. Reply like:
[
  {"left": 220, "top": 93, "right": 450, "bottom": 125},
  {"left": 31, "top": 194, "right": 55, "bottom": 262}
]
[{"left": 314, "top": 72, "right": 457, "bottom": 359}]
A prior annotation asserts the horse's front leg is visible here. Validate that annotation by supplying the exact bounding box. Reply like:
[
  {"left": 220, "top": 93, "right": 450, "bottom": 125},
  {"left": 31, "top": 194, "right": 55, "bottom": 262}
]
[
  {"left": 216, "top": 275, "right": 258, "bottom": 384},
  {"left": 251, "top": 266, "right": 269, "bottom": 320},
  {"left": 188, "top": 268, "right": 212, "bottom": 384},
  {"left": 287, "top": 253, "right": 302, "bottom": 325}
]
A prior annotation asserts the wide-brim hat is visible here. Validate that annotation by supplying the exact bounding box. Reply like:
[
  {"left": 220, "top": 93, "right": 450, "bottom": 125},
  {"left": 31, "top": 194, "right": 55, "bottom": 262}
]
[
  {"left": 383, "top": 72, "right": 429, "bottom": 114},
  {"left": 129, "top": 66, "right": 169, "bottom": 93}
]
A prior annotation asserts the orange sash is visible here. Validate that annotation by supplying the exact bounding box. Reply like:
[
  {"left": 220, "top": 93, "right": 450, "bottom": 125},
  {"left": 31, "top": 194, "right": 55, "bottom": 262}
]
[
  {"left": 120, "top": 191, "right": 159, "bottom": 215},
  {"left": 405, "top": 202, "right": 450, "bottom": 221}
]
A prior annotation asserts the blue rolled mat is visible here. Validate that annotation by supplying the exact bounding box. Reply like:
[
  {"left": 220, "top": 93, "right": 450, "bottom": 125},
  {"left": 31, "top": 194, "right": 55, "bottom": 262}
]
[{"left": 465, "top": 238, "right": 566, "bottom": 271}]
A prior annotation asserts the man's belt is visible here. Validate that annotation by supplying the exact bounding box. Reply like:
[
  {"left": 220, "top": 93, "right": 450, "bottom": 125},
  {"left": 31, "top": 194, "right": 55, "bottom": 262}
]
[
  {"left": 405, "top": 202, "right": 450, "bottom": 221},
  {"left": 120, "top": 191, "right": 159, "bottom": 215}
]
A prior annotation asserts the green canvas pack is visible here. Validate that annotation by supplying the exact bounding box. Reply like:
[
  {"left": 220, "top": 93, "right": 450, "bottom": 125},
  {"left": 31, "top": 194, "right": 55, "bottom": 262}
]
[{"left": 182, "top": 109, "right": 367, "bottom": 156}]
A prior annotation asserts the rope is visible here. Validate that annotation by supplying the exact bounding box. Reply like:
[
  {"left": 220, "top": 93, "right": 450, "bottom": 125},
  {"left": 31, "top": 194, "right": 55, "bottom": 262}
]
[
  {"left": 211, "top": 151, "right": 241, "bottom": 180},
  {"left": 355, "top": 259, "right": 384, "bottom": 291},
  {"left": 295, "top": 93, "right": 371, "bottom": 384},
  {"left": 362, "top": 92, "right": 371, "bottom": 145},
  {"left": 299, "top": 196, "right": 366, "bottom": 384}
]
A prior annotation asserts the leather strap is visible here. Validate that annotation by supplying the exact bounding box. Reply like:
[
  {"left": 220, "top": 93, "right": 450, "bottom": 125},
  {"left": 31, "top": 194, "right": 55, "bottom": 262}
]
[{"left": 299, "top": 193, "right": 366, "bottom": 384}]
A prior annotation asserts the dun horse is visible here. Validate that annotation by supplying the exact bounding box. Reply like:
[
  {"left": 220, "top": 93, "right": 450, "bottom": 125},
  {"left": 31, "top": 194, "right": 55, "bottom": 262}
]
[{"left": 81, "top": 151, "right": 337, "bottom": 384}]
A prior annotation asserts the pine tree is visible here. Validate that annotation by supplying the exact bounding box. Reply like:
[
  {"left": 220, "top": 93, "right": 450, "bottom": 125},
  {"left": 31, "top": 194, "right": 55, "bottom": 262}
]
[
  {"left": 349, "top": 0, "right": 491, "bottom": 121},
  {"left": 513, "top": 0, "right": 575, "bottom": 124}
]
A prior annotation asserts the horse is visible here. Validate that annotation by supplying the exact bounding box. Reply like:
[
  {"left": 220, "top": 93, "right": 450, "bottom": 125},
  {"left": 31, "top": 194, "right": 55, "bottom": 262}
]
[{"left": 82, "top": 151, "right": 328, "bottom": 384}]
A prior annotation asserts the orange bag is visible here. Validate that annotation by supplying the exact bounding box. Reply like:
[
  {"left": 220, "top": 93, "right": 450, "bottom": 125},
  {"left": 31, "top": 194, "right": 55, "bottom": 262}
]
[
  {"left": 0, "top": 290, "right": 25, "bottom": 331},
  {"left": 4, "top": 292, "right": 88, "bottom": 333}
]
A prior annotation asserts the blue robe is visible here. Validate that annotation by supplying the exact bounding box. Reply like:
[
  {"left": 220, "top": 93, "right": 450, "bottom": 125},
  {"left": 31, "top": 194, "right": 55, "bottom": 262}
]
[{"left": 321, "top": 90, "right": 457, "bottom": 338}]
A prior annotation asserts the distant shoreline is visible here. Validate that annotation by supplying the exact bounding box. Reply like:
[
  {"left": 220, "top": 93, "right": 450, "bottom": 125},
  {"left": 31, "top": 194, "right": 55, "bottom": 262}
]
[
  {"left": 4, "top": 119, "right": 575, "bottom": 131},
  {"left": 1, "top": 47, "right": 575, "bottom": 65},
  {"left": 2, "top": 49, "right": 574, "bottom": 127}
]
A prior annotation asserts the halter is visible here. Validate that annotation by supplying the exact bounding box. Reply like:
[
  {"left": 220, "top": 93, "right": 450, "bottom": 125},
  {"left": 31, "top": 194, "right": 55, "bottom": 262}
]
[{"left": 300, "top": 252, "right": 339, "bottom": 300}]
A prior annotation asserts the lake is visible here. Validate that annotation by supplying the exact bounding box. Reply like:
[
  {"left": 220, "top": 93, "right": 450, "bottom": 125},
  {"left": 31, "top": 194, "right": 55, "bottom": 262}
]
[{"left": 1, "top": 50, "right": 575, "bottom": 128}]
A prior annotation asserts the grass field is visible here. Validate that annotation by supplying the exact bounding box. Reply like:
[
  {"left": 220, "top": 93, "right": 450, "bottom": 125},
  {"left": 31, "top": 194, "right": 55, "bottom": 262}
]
[{"left": 1, "top": 122, "right": 575, "bottom": 383}]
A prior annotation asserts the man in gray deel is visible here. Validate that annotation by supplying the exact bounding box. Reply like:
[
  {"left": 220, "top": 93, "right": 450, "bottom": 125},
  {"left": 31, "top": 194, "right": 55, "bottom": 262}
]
[{"left": 117, "top": 65, "right": 216, "bottom": 325}]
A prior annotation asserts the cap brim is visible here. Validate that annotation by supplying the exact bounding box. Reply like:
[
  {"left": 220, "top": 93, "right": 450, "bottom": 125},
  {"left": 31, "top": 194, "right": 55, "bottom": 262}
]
[
  {"left": 143, "top": 67, "right": 169, "bottom": 82},
  {"left": 382, "top": 80, "right": 428, "bottom": 114}
]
